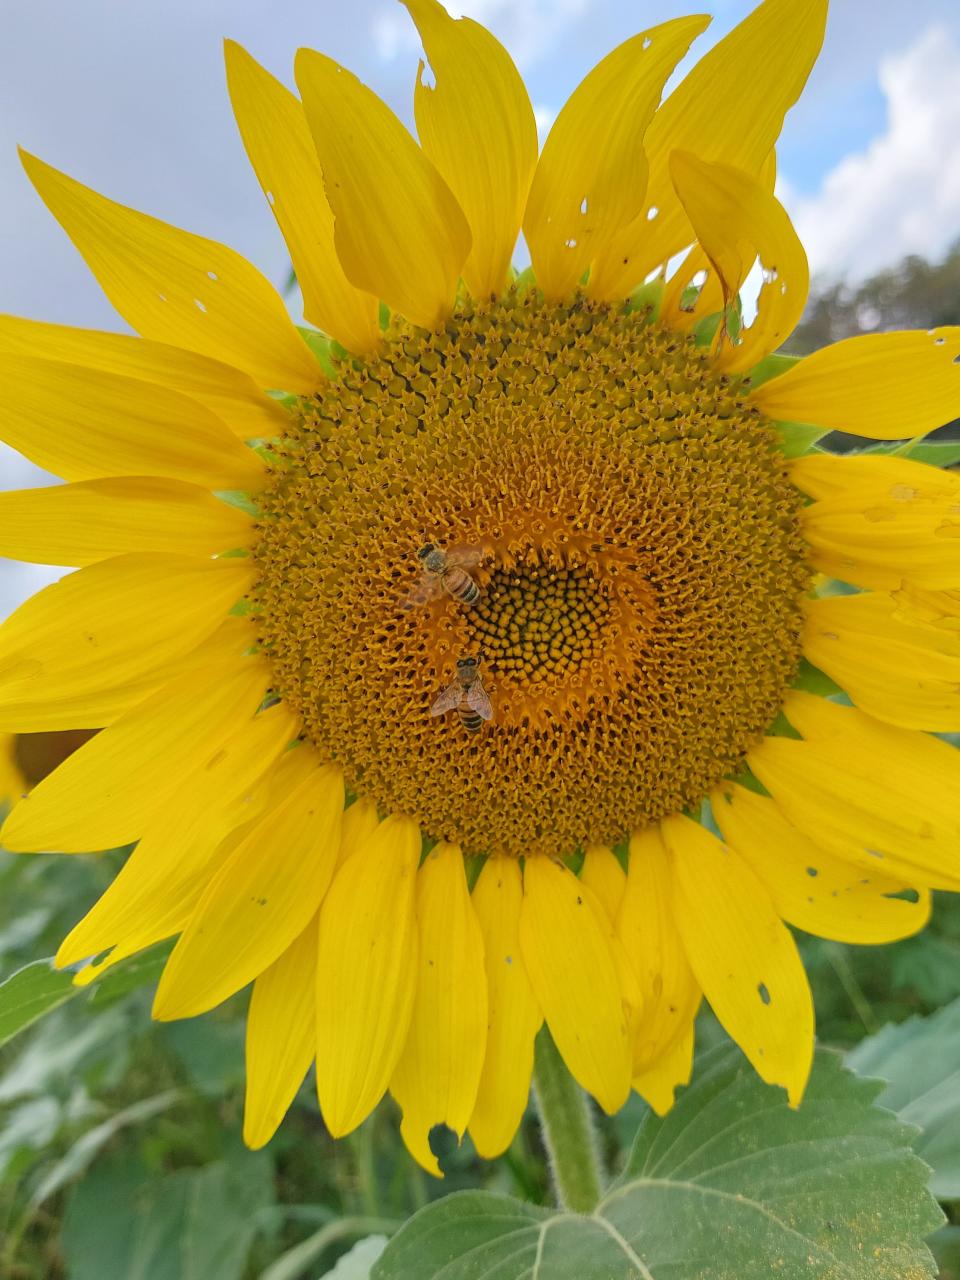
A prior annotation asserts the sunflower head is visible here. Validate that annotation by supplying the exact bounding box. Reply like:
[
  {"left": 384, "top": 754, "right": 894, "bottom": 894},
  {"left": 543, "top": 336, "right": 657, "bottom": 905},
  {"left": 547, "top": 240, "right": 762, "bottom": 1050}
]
[
  {"left": 254, "top": 293, "right": 811, "bottom": 858},
  {"left": 2, "top": 0, "right": 959, "bottom": 1177}
]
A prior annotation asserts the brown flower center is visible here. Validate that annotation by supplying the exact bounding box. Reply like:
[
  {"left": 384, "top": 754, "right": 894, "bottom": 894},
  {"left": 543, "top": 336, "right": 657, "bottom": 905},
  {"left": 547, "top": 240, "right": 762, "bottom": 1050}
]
[{"left": 252, "top": 292, "right": 810, "bottom": 857}]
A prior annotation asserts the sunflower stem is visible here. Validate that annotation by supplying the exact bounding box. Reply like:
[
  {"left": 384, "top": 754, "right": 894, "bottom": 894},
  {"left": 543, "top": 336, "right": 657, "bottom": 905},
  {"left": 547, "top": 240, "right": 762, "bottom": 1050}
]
[{"left": 532, "top": 1027, "right": 603, "bottom": 1213}]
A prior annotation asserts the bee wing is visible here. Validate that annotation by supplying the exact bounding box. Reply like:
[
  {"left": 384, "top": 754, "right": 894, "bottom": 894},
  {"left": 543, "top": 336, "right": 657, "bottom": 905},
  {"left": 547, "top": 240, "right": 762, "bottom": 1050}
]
[
  {"left": 401, "top": 575, "right": 441, "bottom": 611},
  {"left": 447, "top": 544, "right": 483, "bottom": 570},
  {"left": 430, "top": 680, "right": 463, "bottom": 716},
  {"left": 466, "top": 678, "right": 494, "bottom": 720}
]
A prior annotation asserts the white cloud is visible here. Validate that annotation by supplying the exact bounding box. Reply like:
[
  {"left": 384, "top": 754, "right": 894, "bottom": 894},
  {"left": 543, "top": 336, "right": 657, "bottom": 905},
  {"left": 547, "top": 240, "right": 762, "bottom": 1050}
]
[
  {"left": 372, "top": 0, "right": 588, "bottom": 70},
  {"left": 532, "top": 103, "right": 556, "bottom": 142},
  {"left": 787, "top": 24, "right": 960, "bottom": 281}
]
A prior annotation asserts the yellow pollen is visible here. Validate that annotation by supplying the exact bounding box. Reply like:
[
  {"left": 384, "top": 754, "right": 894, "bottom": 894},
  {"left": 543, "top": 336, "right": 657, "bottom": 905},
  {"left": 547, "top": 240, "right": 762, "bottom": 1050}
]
[{"left": 252, "top": 292, "right": 810, "bottom": 858}]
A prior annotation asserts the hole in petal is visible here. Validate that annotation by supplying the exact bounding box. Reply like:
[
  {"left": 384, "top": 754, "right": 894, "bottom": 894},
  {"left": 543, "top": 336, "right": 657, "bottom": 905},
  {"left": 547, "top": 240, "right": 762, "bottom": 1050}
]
[
  {"left": 266, "top": 191, "right": 276, "bottom": 207},
  {"left": 642, "top": 36, "right": 652, "bottom": 49},
  {"left": 647, "top": 206, "right": 659, "bottom": 221},
  {"left": 761, "top": 265, "right": 779, "bottom": 284},
  {"left": 157, "top": 293, "right": 167, "bottom": 303},
  {"left": 207, "top": 270, "right": 218, "bottom": 282},
  {"left": 420, "top": 60, "right": 437, "bottom": 91},
  {"left": 580, "top": 197, "right": 588, "bottom": 215},
  {"left": 758, "top": 982, "right": 771, "bottom": 1006},
  {"left": 680, "top": 269, "right": 707, "bottom": 313},
  {"left": 805, "top": 866, "right": 818, "bottom": 877},
  {"left": 193, "top": 298, "right": 208, "bottom": 313},
  {"left": 564, "top": 238, "right": 578, "bottom": 249}
]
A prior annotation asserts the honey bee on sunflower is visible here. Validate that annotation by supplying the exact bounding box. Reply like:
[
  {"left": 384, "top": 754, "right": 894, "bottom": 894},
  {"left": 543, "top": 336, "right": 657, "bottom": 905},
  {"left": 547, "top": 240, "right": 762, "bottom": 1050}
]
[{"left": 0, "top": 0, "right": 958, "bottom": 1177}]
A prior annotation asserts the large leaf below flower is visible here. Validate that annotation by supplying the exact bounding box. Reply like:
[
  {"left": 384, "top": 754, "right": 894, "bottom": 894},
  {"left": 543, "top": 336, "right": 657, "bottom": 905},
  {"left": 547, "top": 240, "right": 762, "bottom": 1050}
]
[
  {"left": 847, "top": 996, "right": 960, "bottom": 1200},
  {"left": 373, "top": 1044, "right": 941, "bottom": 1280}
]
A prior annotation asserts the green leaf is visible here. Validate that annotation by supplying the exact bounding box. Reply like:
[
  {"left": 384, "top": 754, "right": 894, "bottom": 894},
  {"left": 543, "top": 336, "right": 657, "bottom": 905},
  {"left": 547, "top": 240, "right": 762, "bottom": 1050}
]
[
  {"left": 0, "top": 959, "right": 75, "bottom": 1046},
  {"left": 904, "top": 440, "right": 960, "bottom": 467},
  {"left": 85, "top": 941, "right": 172, "bottom": 1008},
  {"left": 625, "top": 279, "right": 663, "bottom": 322},
  {"left": 745, "top": 351, "right": 802, "bottom": 390},
  {"left": 61, "top": 1150, "right": 275, "bottom": 1280},
  {"left": 772, "top": 420, "right": 828, "bottom": 458},
  {"left": 791, "top": 657, "right": 846, "bottom": 698},
  {"left": 297, "top": 326, "right": 338, "bottom": 378},
  {"left": 319, "top": 1236, "right": 390, "bottom": 1280},
  {"left": 260, "top": 1219, "right": 400, "bottom": 1280},
  {"left": 374, "top": 1045, "right": 941, "bottom": 1280},
  {"left": 29, "top": 1091, "right": 183, "bottom": 1210},
  {"left": 61, "top": 1154, "right": 191, "bottom": 1280},
  {"left": 929, "top": 1225, "right": 960, "bottom": 1278},
  {"left": 0, "top": 1096, "right": 61, "bottom": 1178},
  {"left": 0, "top": 942, "right": 174, "bottom": 1049},
  {"left": 847, "top": 996, "right": 960, "bottom": 1199},
  {"left": 182, "top": 1149, "right": 276, "bottom": 1280},
  {"left": 855, "top": 439, "right": 960, "bottom": 467}
]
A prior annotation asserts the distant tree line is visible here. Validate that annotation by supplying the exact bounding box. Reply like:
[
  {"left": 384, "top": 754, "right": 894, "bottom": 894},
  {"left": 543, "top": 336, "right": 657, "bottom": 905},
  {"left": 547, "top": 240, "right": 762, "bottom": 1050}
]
[
  {"left": 784, "top": 239, "right": 960, "bottom": 441},
  {"left": 786, "top": 239, "right": 960, "bottom": 354}
]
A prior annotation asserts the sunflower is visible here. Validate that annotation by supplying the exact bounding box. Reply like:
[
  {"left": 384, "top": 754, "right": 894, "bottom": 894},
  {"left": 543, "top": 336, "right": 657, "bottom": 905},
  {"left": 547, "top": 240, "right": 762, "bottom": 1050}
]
[{"left": 1, "top": 0, "right": 959, "bottom": 1173}]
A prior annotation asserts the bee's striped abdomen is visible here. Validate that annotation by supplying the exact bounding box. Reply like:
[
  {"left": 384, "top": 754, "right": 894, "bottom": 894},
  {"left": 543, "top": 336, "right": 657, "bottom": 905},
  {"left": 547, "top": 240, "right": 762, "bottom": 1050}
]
[
  {"left": 458, "top": 705, "right": 484, "bottom": 732},
  {"left": 445, "top": 568, "right": 481, "bottom": 605}
]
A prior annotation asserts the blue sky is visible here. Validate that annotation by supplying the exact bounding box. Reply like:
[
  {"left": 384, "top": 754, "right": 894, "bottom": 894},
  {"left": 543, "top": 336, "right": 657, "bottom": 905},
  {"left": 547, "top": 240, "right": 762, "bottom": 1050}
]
[{"left": 2, "top": 0, "right": 960, "bottom": 616}]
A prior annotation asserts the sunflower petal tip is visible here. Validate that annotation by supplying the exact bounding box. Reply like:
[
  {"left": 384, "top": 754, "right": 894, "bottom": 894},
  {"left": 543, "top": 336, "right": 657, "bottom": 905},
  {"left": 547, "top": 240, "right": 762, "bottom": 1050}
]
[{"left": 399, "top": 1117, "right": 444, "bottom": 1178}]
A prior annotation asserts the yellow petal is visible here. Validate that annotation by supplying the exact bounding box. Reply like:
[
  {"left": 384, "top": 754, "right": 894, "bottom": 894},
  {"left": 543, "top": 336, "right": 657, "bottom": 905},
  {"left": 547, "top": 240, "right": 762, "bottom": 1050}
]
[
  {"left": 751, "top": 328, "right": 960, "bottom": 439},
  {"left": 894, "top": 584, "right": 960, "bottom": 630},
  {"left": 801, "top": 486, "right": 960, "bottom": 593},
  {"left": 295, "top": 49, "right": 470, "bottom": 331},
  {"left": 244, "top": 917, "right": 318, "bottom": 1149},
  {"left": 791, "top": 452, "right": 960, "bottom": 503},
  {"left": 0, "top": 555, "right": 255, "bottom": 731},
  {"left": 336, "top": 796, "right": 381, "bottom": 868},
  {"left": 0, "top": 355, "right": 264, "bottom": 490},
  {"left": 56, "top": 705, "right": 298, "bottom": 967},
  {"left": 21, "top": 151, "right": 320, "bottom": 393},
  {"left": 0, "top": 478, "right": 252, "bottom": 567},
  {"left": 632, "top": 1018, "right": 695, "bottom": 1116},
  {"left": 153, "top": 760, "right": 344, "bottom": 1019},
  {"left": 224, "top": 41, "right": 380, "bottom": 357},
  {"left": 712, "top": 781, "right": 931, "bottom": 945},
  {"left": 803, "top": 592, "right": 960, "bottom": 730},
  {"left": 748, "top": 693, "right": 960, "bottom": 891},
  {"left": 0, "top": 313, "right": 289, "bottom": 440},
  {"left": 668, "top": 151, "right": 808, "bottom": 371},
  {"left": 0, "top": 609, "right": 256, "bottom": 736},
  {"left": 659, "top": 242, "right": 725, "bottom": 334},
  {"left": 69, "top": 811, "right": 265, "bottom": 988},
  {"left": 0, "top": 656, "right": 271, "bottom": 853},
  {"left": 664, "top": 813, "right": 814, "bottom": 1106},
  {"left": 391, "top": 843, "right": 487, "bottom": 1175},
  {"left": 518, "top": 856, "right": 631, "bottom": 1114},
  {"left": 618, "top": 828, "right": 701, "bottom": 1075},
  {"left": 580, "top": 845, "right": 626, "bottom": 924},
  {"left": 660, "top": 149, "right": 776, "bottom": 332},
  {"left": 592, "top": 0, "right": 827, "bottom": 298},
  {"left": 468, "top": 856, "right": 542, "bottom": 1160},
  {"left": 523, "top": 16, "right": 709, "bottom": 301},
  {"left": 314, "top": 814, "right": 421, "bottom": 1136},
  {"left": 403, "top": 0, "right": 537, "bottom": 300}
]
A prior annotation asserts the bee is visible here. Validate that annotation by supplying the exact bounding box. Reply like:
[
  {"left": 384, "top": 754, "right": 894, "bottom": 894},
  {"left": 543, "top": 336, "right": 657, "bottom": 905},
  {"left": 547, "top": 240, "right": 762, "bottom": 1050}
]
[
  {"left": 402, "top": 542, "right": 482, "bottom": 610},
  {"left": 430, "top": 657, "right": 494, "bottom": 732}
]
